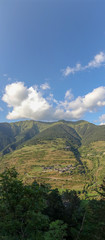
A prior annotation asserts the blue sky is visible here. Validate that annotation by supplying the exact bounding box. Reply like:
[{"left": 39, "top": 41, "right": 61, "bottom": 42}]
[{"left": 0, "top": 0, "right": 105, "bottom": 124}]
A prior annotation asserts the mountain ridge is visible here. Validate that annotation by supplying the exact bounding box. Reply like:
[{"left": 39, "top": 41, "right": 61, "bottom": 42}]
[{"left": 0, "top": 119, "right": 105, "bottom": 154}]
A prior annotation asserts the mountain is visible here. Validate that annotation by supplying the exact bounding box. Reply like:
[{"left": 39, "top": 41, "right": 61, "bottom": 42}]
[
  {"left": 0, "top": 119, "right": 105, "bottom": 198},
  {"left": 0, "top": 120, "right": 39, "bottom": 154},
  {"left": 71, "top": 121, "right": 105, "bottom": 145},
  {"left": 0, "top": 123, "right": 15, "bottom": 151},
  {"left": 1, "top": 120, "right": 105, "bottom": 154},
  {"left": 27, "top": 123, "right": 81, "bottom": 146}
]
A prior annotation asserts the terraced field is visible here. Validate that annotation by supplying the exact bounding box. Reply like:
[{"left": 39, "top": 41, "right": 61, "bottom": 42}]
[
  {"left": 0, "top": 120, "right": 105, "bottom": 199},
  {"left": 0, "top": 138, "right": 105, "bottom": 198}
]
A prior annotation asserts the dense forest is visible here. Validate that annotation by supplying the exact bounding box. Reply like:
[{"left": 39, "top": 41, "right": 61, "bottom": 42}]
[{"left": 0, "top": 168, "right": 105, "bottom": 240}]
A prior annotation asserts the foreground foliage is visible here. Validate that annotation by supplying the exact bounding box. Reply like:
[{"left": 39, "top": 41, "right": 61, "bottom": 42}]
[{"left": 0, "top": 168, "right": 105, "bottom": 240}]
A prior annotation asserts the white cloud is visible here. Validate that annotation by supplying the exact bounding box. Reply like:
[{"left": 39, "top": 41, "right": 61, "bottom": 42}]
[
  {"left": 2, "top": 82, "right": 105, "bottom": 121},
  {"left": 99, "top": 114, "right": 105, "bottom": 125},
  {"left": 63, "top": 52, "right": 105, "bottom": 76},
  {"left": 40, "top": 82, "right": 50, "bottom": 90},
  {"left": 63, "top": 63, "right": 82, "bottom": 76},
  {"left": 65, "top": 89, "right": 74, "bottom": 100},
  {"left": 55, "top": 86, "right": 105, "bottom": 120},
  {"left": 46, "top": 93, "right": 58, "bottom": 104},
  {"left": 2, "top": 82, "right": 28, "bottom": 107},
  {"left": 2, "top": 82, "right": 51, "bottom": 120},
  {"left": 87, "top": 52, "right": 105, "bottom": 68},
  {"left": 100, "top": 122, "right": 105, "bottom": 125}
]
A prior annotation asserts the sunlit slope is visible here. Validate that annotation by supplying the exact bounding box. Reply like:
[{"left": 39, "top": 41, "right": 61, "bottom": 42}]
[
  {"left": 0, "top": 136, "right": 105, "bottom": 196},
  {"left": 0, "top": 138, "right": 85, "bottom": 191},
  {"left": 0, "top": 120, "right": 105, "bottom": 197},
  {"left": 80, "top": 141, "right": 105, "bottom": 183}
]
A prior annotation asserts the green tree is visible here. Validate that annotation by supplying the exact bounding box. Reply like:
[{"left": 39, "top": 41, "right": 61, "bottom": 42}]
[
  {"left": 79, "top": 178, "right": 105, "bottom": 240},
  {"left": 0, "top": 168, "right": 49, "bottom": 240},
  {"left": 62, "top": 190, "right": 83, "bottom": 240},
  {"left": 79, "top": 199, "right": 105, "bottom": 240},
  {"left": 45, "top": 188, "right": 64, "bottom": 221},
  {"left": 99, "top": 178, "right": 105, "bottom": 199},
  {"left": 44, "top": 220, "right": 67, "bottom": 240}
]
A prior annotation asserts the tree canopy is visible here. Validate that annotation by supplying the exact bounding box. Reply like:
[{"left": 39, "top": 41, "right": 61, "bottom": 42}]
[{"left": 0, "top": 168, "right": 105, "bottom": 240}]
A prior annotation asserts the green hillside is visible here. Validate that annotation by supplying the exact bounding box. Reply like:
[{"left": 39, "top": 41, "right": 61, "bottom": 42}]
[
  {"left": 0, "top": 119, "right": 105, "bottom": 198},
  {"left": 27, "top": 123, "right": 81, "bottom": 147},
  {"left": 1, "top": 120, "right": 39, "bottom": 154},
  {"left": 0, "top": 123, "right": 15, "bottom": 151},
  {"left": 0, "top": 138, "right": 105, "bottom": 198},
  {"left": 73, "top": 122, "right": 105, "bottom": 145},
  {"left": 1, "top": 120, "right": 105, "bottom": 154}
]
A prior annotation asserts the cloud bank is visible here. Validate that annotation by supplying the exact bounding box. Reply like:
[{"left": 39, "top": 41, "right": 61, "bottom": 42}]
[
  {"left": 2, "top": 82, "right": 105, "bottom": 122},
  {"left": 63, "top": 52, "right": 105, "bottom": 76}
]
